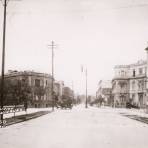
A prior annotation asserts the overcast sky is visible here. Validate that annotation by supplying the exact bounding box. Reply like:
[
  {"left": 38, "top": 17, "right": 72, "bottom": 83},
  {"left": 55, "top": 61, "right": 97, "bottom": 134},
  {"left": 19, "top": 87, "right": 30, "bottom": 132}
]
[{"left": 0, "top": 0, "right": 148, "bottom": 95}]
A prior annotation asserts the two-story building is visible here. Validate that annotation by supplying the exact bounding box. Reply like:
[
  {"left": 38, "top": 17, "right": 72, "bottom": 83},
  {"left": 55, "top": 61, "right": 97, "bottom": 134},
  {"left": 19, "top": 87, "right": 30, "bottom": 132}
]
[{"left": 3, "top": 70, "right": 53, "bottom": 108}]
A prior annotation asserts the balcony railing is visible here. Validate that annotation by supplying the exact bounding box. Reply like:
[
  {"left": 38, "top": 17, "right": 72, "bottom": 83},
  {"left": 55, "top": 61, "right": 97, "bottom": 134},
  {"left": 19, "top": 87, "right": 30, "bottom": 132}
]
[{"left": 113, "top": 74, "right": 146, "bottom": 80}]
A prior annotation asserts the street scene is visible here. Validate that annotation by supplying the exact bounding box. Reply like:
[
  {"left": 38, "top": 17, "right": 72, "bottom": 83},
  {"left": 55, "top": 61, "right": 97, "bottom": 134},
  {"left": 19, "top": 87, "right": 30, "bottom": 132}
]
[{"left": 1, "top": 0, "right": 148, "bottom": 148}]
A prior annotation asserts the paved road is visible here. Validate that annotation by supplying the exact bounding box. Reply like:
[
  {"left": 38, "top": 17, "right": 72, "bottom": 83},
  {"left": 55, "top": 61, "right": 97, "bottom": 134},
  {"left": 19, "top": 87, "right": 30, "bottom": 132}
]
[{"left": 0, "top": 106, "right": 148, "bottom": 148}]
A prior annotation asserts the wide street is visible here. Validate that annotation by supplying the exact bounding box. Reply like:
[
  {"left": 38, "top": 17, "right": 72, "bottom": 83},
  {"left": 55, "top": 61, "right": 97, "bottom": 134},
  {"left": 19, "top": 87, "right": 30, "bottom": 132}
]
[{"left": 0, "top": 106, "right": 148, "bottom": 148}]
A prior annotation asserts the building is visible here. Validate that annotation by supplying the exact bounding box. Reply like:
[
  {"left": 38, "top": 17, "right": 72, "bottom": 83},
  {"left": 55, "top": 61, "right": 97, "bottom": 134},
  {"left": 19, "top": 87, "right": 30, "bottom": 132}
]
[
  {"left": 76, "top": 95, "right": 86, "bottom": 104},
  {"left": 96, "top": 80, "right": 112, "bottom": 106},
  {"left": 2, "top": 70, "right": 53, "bottom": 108},
  {"left": 87, "top": 95, "right": 96, "bottom": 104},
  {"left": 54, "top": 81, "right": 64, "bottom": 101},
  {"left": 112, "top": 60, "right": 147, "bottom": 108}
]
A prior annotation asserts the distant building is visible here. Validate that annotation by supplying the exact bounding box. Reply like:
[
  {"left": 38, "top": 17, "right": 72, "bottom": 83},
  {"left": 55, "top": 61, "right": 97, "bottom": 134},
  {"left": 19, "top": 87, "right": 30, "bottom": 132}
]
[
  {"left": 2, "top": 70, "right": 53, "bottom": 108},
  {"left": 76, "top": 95, "right": 86, "bottom": 104},
  {"left": 96, "top": 80, "right": 112, "bottom": 106},
  {"left": 87, "top": 95, "right": 96, "bottom": 103},
  {"left": 54, "top": 81, "right": 64, "bottom": 101}
]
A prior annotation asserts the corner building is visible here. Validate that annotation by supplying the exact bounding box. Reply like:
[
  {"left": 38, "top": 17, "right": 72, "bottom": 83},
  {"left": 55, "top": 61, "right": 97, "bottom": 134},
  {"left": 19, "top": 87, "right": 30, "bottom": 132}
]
[
  {"left": 4, "top": 70, "right": 53, "bottom": 108},
  {"left": 112, "top": 60, "right": 147, "bottom": 108}
]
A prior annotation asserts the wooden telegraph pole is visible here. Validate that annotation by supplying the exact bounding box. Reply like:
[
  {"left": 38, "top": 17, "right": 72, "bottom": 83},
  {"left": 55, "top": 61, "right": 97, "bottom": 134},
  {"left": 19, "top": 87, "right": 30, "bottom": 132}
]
[
  {"left": 48, "top": 41, "right": 57, "bottom": 111},
  {"left": 81, "top": 65, "right": 88, "bottom": 108},
  {"left": 0, "top": 0, "right": 7, "bottom": 127}
]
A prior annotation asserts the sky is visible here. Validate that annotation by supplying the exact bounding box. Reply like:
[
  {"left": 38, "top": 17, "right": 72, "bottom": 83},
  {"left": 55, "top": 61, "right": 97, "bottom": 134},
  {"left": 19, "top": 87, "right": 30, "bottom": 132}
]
[{"left": 0, "top": 0, "right": 148, "bottom": 95}]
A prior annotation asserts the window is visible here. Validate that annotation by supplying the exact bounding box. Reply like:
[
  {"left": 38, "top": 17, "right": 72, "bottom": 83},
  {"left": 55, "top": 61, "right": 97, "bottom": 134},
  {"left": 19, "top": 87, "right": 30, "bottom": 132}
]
[
  {"left": 138, "top": 80, "right": 144, "bottom": 90},
  {"left": 132, "top": 81, "right": 135, "bottom": 90},
  {"left": 139, "top": 68, "right": 143, "bottom": 75},
  {"left": 22, "top": 79, "right": 25, "bottom": 83},
  {"left": 36, "top": 96, "right": 38, "bottom": 100},
  {"left": 133, "top": 69, "right": 136, "bottom": 77},
  {"left": 121, "top": 70, "right": 124, "bottom": 76},
  {"left": 21, "top": 79, "right": 25, "bottom": 85},
  {"left": 132, "top": 94, "right": 135, "bottom": 100},
  {"left": 35, "top": 79, "right": 40, "bottom": 87},
  {"left": 46, "top": 80, "right": 48, "bottom": 86}
]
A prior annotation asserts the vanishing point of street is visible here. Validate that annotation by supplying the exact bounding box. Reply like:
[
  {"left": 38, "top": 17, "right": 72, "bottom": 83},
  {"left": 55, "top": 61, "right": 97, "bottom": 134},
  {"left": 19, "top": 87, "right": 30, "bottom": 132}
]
[{"left": 0, "top": 106, "right": 148, "bottom": 148}]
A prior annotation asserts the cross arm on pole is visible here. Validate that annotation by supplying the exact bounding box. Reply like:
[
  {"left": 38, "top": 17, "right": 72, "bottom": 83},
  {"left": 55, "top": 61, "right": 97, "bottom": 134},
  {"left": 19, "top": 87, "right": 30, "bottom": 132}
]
[{"left": 47, "top": 41, "right": 58, "bottom": 48}]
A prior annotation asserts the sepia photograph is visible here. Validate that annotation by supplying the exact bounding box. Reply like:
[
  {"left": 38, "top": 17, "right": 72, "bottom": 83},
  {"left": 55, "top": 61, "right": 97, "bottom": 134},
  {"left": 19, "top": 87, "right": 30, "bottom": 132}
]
[{"left": 0, "top": 0, "right": 148, "bottom": 148}]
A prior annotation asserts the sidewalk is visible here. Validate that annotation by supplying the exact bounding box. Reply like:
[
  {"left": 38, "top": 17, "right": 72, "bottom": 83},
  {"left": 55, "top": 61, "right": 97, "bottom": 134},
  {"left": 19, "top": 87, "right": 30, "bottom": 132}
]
[
  {"left": 92, "top": 105, "right": 148, "bottom": 124},
  {"left": 116, "top": 108, "right": 148, "bottom": 124},
  {"left": 2, "top": 108, "right": 52, "bottom": 127},
  {"left": 3, "top": 108, "right": 52, "bottom": 119}
]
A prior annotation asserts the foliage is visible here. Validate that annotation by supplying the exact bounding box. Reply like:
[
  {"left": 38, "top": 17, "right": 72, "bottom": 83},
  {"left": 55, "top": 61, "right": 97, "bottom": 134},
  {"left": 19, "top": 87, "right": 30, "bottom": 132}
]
[
  {"left": 0, "top": 77, "right": 32, "bottom": 107},
  {"left": 89, "top": 95, "right": 105, "bottom": 107}
]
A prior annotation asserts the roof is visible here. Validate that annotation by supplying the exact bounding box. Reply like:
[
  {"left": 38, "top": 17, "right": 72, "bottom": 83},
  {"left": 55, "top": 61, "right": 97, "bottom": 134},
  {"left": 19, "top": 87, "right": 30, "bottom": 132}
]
[
  {"left": 4, "top": 70, "right": 52, "bottom": 79},
  {"left": 114, "top": 60, "right": 146, "bottom": 69}
]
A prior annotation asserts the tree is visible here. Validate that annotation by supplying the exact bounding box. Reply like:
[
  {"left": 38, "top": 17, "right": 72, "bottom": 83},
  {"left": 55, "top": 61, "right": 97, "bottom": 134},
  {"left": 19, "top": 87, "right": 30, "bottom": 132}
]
[
  {"left": 0, "top": 76, "right": 32, "bottom": 107},
  {"left": 89, "top": 95, "right": 105, "bottom": 107},
  {"left": 19, "top": 77, "right": 32, "bottom": 110}
]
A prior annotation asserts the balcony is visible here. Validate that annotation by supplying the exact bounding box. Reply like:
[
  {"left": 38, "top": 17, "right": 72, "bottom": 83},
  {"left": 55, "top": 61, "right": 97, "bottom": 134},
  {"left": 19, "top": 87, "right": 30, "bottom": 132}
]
[
  {"left": 130, "top": 74, "right": 146, "bottom": 79},
  {"left": 113, "top": 75, "right": 129, "bottom": 80}
]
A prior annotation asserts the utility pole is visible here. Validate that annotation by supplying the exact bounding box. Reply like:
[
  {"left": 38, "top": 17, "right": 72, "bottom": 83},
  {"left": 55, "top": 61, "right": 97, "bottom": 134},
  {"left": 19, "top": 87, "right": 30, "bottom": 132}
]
[
  {"left": 81, "top": 65, "right": 88, "bottom": 108},
  {"left": 0, "top": 0, "right": 7, "bottom": 127},
  {"left": 85, "top": 68, "right": 88, "bottom": 108},
  {"left": 72, "top": 81, "right": 75, "bottom": 105},
  {"left": 48, "top": 41, "right": 57, "bottom": 111}
]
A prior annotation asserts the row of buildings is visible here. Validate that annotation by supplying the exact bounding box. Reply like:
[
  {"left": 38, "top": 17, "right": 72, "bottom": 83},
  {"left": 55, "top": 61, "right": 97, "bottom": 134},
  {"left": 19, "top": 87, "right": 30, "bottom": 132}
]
[
  {"left": 96, "top": 48, "right": 148, "bottom": 108},
  {"left": 1, "top": 70, "right": 74, "bottom": 108}
]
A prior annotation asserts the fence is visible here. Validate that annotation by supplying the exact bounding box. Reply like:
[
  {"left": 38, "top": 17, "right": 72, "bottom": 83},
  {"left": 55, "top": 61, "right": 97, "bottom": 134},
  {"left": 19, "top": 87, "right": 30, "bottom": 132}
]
[{"left": 0, "top": 105, "right": 25, "bottom": 127}]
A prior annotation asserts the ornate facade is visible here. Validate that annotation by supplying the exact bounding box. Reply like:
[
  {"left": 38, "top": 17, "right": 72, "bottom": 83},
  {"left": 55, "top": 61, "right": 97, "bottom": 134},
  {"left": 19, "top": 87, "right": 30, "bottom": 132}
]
[{"left": 112, "top": 60, "right": 147, "bottom": 108}]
